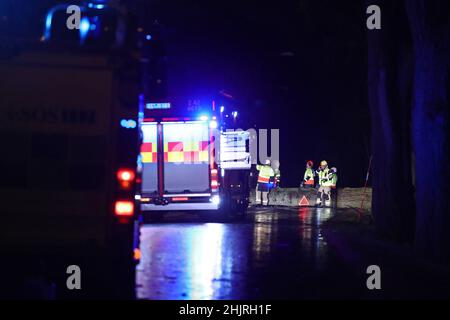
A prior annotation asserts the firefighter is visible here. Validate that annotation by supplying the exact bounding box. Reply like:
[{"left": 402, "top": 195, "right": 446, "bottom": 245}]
[
  {"left": 327, "top": 167, "right": 338, "bottom": 208},
  {"left": 256, "top": 159, "right": 275, "bottom": 206},
  {"left": 300, "top": 160, "right": 315, "bottom": 188},
  {"left": 315, "top": 160, "right": 334, "bottom": 207}
]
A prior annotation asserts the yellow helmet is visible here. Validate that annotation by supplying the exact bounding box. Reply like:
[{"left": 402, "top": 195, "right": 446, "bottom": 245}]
[{"left": 320, "top": 160, "right": 328, "bottom": 166}]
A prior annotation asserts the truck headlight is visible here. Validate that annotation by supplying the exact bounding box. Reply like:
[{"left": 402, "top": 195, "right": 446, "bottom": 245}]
[{"left": 211, "top": 195, "right": 220, "bottom": 205}]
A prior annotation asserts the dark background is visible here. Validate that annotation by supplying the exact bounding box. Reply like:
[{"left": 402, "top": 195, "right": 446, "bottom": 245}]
[{"left": 1, "top": 0, "right": 370, "bottom": 187}]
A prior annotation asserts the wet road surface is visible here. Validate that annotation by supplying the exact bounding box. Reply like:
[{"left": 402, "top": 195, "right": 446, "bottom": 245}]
[{"left": 136, "top": 207, "right": 367, "bottom": 299}]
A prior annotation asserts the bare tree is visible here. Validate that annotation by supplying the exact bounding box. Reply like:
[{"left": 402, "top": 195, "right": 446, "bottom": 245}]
[
  {"left": 368, "top": 0, "right": 450, "bottom": 263},
  {"left": 406, "top": 0, "right": 450, "bottom": 263},
  {"left": 367, "top": 0, "right": 415, "bottom": 242}
]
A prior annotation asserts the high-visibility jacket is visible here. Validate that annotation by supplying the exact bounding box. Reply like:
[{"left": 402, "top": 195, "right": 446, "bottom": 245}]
[
  {"left": 303, "top": 168, "right": 315, "bottom": 185},
  {"left": 330, "top": 172, "right": 338, "bottom": 187},
  {"left": 256, "top": 164, "right": 275, "bottom": 184},
  {"left": 317, "top": 167, "right": 334, "bottom": 187}
]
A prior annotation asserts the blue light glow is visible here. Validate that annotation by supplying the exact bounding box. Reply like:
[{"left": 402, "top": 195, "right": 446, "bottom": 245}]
[
  {"left": 43, "top": 4, "right": 80, "bottom": 41},
  {"left": 232, "top": 111, "right": 238, "bottom": 118},
  {"left": 146, "top": 102, "right": 171, "bottom": 110},
  {"left": 146, "top": 34, "right": 152, "bottom": 40},
  {"left": 120, "top": 119, "right": 137, "bottom": 129},
  {"left": 88, "top": 3, "right": 105, "bottom": 9},
  {"left": 43, "top": 11, "right": 54, "bottom": 40},
  {"left": 45, "top": 14, "right": 52, "bottom": 29},
  {"left": 79, "top": 17, "right": 90, "bottom": 43},
  {"left": 199, "top": 115, "right": 209, "bottom": 121},
  {"left": 220, "top": 106, "right": 225, "bottom": 113}
]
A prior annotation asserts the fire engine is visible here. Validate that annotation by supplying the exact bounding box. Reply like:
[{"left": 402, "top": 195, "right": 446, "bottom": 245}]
[
  {"left": 136, "top": 100, "right": 252, "bottom": 221},
  {"left": 0, "top": 2, "right": 140, "bottom": 298}
]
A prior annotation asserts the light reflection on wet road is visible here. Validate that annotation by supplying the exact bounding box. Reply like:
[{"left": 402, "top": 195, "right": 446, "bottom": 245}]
[{"left": 136, "top": 207, "right": 359, "bottom": 299}]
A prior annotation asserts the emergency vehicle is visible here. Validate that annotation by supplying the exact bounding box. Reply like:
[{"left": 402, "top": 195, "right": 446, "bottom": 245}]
[
  {"left": 136, "top": 101, "right": 251, "bottom": 221},
  {"left": 0, "top": 2, "right": 139, "bottom": 298}
]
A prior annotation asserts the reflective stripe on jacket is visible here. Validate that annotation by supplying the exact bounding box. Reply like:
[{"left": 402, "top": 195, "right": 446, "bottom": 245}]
[
  {"left": 304, "top": 168, "right": 315, "bottom": 185},
  {"left": 317, "top": 167, "right": 333, "bottom": 187},
  {"left": 256, "top": 164, "right": 275, "bottom": 184}
]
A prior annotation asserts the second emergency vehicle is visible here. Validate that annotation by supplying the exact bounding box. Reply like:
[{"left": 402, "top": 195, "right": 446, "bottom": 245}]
[{"left": 136, "top": 101, "right": 251, "bottom": 221}]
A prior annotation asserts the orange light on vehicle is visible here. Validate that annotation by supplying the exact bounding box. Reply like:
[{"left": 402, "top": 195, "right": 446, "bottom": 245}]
[
  {"left": 134, "top": 248, "right": 141, "bottom": 261},
  {"left": 211, "top": 168, "right": 219, "bottom": 190},
  {"left": 117, "top": 168, "right": 135, "bottom": 190},
  {"left": 117, "top": 169, "right": 135, "bottom": 181},
  {"left": 172, "top": 197, "right": 189, "bottom": 201},
  {"left": 115, "top": 200, "right": 134, "bottom": 216}
]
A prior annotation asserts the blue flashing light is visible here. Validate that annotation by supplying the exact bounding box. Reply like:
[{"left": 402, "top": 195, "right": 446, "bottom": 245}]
[
  {"left": 43, "top": 4, "right": 81, "bottom": 41},
  {"left": 80, "top": 17, "right": 90, "bottom": 43},
  {"left": 199, "top": 115, "right": 209, "bottom": 121},
  {"left": 80, "top": 18, "right": 90, "bottom": 33},
  {"left": 43, "top": 11, "right": 54, "bottom": 40},
  {"left": 120, "top": 119, "right": 137, "bottom": 129},
  {"left": 88, "top": 3, "right": 105, "bottom": 9},
  {"left": 220, "top": 106, "right": 225, "bottom": 113},
  {"left": 45, "top": 14, "right": 52, "bottom": 29},
  {"left": 232, "top": 111, "right": 238, "bottom": 118},
  {"left": 146, "top": 34, "right": 152, "bottom": 41}
]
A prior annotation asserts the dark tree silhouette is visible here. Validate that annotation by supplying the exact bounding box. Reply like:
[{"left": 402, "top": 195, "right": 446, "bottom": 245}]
[
  {"left": 367, "top": 0, "right": 415, "bottom": 242},
  {"left": 406, "top": 0, "right": 450, "bottom": 263},
  {"left": 368, "top": 0, "right": 450, "bottom": 263}
]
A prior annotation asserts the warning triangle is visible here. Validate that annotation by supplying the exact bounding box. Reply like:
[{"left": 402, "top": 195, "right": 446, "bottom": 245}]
[{"left": 299, "top": 195, "right": 309, "bottom": 206}]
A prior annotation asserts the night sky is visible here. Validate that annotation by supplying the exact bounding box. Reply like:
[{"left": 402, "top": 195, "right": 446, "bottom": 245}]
[
  {"left": 2, "top": 0, "right": 371, "bottom": 187},
  {"left": 140, "top": 0, "right": 371, "bottom": 187}
]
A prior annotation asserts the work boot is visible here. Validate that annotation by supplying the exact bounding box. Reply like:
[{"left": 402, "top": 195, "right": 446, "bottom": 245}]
[{"left": 316, "top": 195, "right": 322, "bottom": 207}]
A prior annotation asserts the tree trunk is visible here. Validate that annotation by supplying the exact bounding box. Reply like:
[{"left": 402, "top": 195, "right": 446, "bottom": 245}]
[
  {"left": 406, "top": 0, "right": 450, "bottom": 263},
  {"left": 367, "top": 0, "right": 415, "bottom": 242}
]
